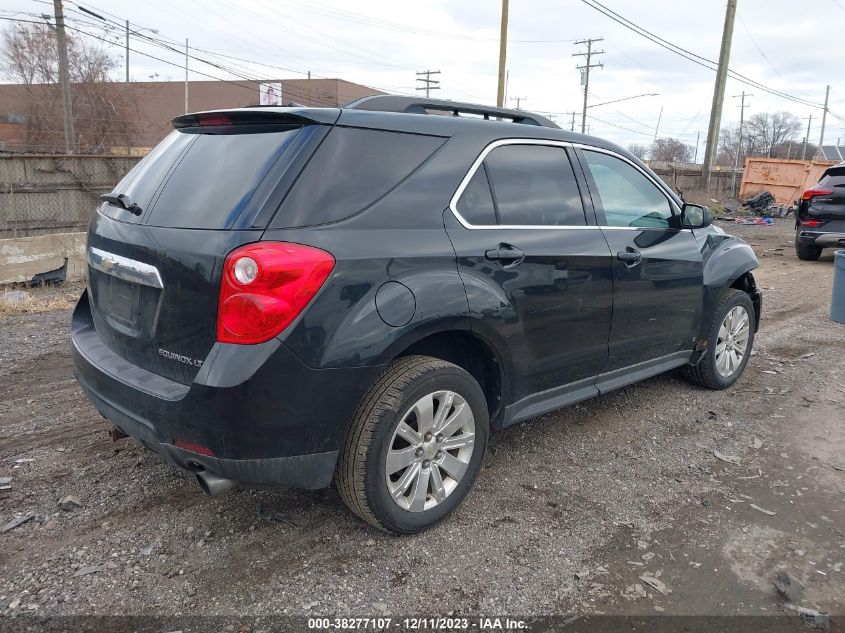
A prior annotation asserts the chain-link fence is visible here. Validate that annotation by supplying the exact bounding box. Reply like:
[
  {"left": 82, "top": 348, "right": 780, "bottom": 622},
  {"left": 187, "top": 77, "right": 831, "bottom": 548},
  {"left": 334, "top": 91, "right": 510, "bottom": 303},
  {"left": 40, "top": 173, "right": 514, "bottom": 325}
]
[{"left": 0, "top": 155, "right": 140, "bottom": 237}]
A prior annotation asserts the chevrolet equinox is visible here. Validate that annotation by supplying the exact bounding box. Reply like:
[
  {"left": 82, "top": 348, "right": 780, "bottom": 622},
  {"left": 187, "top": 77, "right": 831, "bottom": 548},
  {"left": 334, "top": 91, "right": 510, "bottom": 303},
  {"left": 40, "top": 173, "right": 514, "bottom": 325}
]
[{"left": 72, "top": 96, "right": 762, "bottom": 533}]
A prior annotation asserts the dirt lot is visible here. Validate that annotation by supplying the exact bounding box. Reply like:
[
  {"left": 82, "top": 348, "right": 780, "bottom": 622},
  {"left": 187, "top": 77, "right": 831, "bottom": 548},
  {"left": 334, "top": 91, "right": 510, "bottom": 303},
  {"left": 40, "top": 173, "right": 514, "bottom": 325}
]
[{"left": 1, "top": 219, "right": 843, "bottom": 626}]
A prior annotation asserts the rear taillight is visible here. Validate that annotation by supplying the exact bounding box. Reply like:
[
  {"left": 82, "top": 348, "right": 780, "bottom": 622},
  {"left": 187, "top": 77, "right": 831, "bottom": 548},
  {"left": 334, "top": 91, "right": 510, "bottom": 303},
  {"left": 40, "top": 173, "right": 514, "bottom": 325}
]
[
  {"left": 801, "top": 218, "right": 824, "bottom": 228},
  {"left": 802, "top": 187, "right": 833, "bottom": 201},
  {"left": 217, "top": 242, "right": 335, "bottom": 344}
]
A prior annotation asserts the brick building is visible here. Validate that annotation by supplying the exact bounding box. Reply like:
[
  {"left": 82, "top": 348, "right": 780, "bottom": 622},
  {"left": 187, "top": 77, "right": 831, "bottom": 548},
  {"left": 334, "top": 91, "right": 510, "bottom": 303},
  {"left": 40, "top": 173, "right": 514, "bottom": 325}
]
[{"left": 0, "top": 78, "right": 382, "bottom": 153}]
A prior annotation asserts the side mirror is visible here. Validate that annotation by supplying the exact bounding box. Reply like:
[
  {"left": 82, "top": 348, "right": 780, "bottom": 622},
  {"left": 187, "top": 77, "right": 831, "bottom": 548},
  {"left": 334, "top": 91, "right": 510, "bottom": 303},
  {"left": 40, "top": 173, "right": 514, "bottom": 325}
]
[{"left": 681, "top": 203, "right": 712, "bottom": 229}]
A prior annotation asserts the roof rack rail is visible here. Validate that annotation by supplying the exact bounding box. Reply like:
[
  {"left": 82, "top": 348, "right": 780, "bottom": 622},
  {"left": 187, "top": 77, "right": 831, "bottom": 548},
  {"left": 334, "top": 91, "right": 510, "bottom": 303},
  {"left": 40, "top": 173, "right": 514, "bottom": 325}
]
[{"left": 343, "top": 95, "right": 560, "bottom": 129}]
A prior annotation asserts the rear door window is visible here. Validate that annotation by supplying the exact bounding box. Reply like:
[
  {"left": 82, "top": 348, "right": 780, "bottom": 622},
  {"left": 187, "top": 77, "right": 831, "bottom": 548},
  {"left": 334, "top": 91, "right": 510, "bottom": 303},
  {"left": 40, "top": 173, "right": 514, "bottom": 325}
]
[
  {"left": 271, "top": 127, "right": 444, "bottom": 228},
  {"left": 484, "top": 144, "right": 587, "bottom": 226}
]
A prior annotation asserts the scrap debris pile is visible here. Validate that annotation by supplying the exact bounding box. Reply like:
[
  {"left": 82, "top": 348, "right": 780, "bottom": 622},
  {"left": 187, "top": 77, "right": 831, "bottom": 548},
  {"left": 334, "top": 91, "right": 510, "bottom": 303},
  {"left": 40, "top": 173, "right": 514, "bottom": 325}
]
[{"left": 716, "top": 190, "right": 793, "bottom": 225}]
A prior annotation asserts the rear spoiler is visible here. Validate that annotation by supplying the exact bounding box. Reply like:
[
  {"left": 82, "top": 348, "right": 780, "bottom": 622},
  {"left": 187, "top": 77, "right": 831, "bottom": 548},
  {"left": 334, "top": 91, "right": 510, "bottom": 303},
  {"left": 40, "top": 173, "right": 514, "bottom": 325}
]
[{"left": 172, "top": 107, "right": 341, "bottom": 129}]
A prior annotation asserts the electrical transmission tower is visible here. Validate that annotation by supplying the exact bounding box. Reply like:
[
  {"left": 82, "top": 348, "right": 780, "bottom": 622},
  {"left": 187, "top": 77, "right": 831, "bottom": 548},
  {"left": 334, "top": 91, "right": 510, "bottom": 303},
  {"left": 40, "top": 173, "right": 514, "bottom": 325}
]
[
  {"left": 573, "top": 38, "right": 604, "bottom": 134},
  {"left": 416, "top": 70, "right": 441, "bottom": 99}
]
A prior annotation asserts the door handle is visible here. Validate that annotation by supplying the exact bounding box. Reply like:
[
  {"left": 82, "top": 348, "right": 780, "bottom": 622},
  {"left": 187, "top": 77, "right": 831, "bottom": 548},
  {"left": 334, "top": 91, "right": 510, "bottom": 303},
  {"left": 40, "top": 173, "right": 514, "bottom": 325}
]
[
  {"left": 485, "top": 244, "right": 525, "bottom": 265},
  {"left": 617, "top": 248, "right": 642, "bottom": 266}
]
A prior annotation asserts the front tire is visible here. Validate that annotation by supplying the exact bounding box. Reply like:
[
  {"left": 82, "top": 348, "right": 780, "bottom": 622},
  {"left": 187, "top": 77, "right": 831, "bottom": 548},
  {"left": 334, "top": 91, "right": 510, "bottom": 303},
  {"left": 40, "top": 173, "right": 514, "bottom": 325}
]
[
  {"left": 795, "top": 234, "right": 822, "bottom": 261},
  {"left": 336, "top": 356, "right": 489, "bottom": 534},
  {"left": 683, "top": 289, "right": 755, "bottom": 390}
]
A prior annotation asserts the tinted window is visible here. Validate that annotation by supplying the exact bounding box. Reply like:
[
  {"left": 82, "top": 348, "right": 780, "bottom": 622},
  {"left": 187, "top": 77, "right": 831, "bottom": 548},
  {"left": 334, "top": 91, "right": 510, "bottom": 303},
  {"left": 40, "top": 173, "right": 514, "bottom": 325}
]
[
  {"left": 820, "top": 166, "right": 845, "bottom": 187},
  {"left": 143, "top": 128, "right": 302, "bottom": 229},
  {"left": 456, "top": 165, "right": 497, "bottom": 225},
  {"left": 484, "top": 145, "right": 585, "bottom": 226},
  {"left": 106, "top": 131, "right": 192, "bottom": 223},
  {"left": 273, "top": 127, "right": 444, "bottom": 228},
  {"left": 583, "top": 150, "right": 673, "bottom": 228}
]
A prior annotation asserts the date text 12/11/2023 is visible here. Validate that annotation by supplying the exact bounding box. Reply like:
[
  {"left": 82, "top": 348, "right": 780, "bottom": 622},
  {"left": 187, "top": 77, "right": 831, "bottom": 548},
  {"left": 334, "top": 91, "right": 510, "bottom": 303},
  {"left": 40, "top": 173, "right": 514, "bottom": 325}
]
[{"left": 307, "top": 617, "right": 529, "bottom": 630}]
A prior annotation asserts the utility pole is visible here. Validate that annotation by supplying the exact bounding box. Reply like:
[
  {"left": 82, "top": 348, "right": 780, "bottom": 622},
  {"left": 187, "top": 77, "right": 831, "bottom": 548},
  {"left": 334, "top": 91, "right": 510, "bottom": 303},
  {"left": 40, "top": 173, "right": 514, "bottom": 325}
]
[
  {"left": 573, "top": 38, "right": 604, "bottom": 134},
  {"left": 731, "top": 91, "right": 751, "bottom": 195},
  {"left": 415, "top": 70, "right": 441, "bottom": 99},
  {"left": 125, "top": 19, "right": 130, "bottom": 82},
  {"left": 567, "top": 111, "right": 578, "bottom": 132},
  {"left": 694, "top": 130, "right": 701, "bottom": 163},
  {"left": 52, "top": 0, "right": 75, "bottom": 153},
  {"left": 701, "top": 0, "right": 737, "bottom": 189},
  {"left": 509, "top": 96, "right": 527, "bottom": 110},
  {"left": 819, "top": 84, "right": 830, "bottom": 146},
  {"left": 184, "top": 38, "right": 189, "bottom": 114},
  {"left": 504, "top": 69, "right": 510, "bottom": 106},
  {"left": 496, "top": 0, "right": 509, "bottom": 107},
  {"left": 801, "top": 114, "right": 813, "bottom": 160},
  {"left": 653, "top": 105, "right": 663, "bottom": 142}
]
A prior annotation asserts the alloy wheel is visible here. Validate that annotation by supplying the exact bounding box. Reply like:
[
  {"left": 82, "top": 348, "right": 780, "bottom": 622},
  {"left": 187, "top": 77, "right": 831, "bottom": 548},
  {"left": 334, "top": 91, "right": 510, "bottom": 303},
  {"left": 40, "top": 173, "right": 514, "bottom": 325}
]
[
  {"left": 715, "top": 305, "right": 751, "bottom": 378},
  {"left": 385, "top": 390, "right": 476, "bottom": 512}
]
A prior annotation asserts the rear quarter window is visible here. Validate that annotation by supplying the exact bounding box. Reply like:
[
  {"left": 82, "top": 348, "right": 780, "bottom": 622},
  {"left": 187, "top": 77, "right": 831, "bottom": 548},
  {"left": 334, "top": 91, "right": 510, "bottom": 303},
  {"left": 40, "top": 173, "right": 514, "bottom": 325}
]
[{"left": 271, "top": 127, "right": 445, "bottom": 228}]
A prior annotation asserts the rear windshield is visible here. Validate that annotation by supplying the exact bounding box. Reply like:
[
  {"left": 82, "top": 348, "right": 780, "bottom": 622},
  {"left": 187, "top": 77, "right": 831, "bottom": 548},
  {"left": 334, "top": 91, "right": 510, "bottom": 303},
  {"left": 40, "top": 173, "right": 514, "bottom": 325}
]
[
  {"left": 270, "top": 127, "right": 444, "bottom": 228},
  {"left": 108, "top": 126, "right": 303, "bottom": 229},
  {"left": 820, "top": 166, "right": 845, "bottom": 187}
]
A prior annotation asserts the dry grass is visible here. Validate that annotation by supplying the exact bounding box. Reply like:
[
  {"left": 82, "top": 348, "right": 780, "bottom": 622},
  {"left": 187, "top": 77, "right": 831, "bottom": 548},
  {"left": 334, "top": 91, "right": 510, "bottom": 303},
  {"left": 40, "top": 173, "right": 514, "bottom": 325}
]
[{"left": 0, "top": 283, "right": 82, "bottom": 317}]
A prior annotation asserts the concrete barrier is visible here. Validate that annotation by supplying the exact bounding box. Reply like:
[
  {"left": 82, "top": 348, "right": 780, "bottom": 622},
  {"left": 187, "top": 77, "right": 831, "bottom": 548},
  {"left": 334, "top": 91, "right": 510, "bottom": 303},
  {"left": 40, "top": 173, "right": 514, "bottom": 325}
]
[{"left": 0, "top": 232, "right": 86, "bottom": 285}]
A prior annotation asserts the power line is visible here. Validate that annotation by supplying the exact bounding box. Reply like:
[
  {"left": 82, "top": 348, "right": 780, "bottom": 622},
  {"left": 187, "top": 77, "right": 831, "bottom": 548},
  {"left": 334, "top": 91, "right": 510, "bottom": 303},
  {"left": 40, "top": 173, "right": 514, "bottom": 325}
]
[
  {"left": 69, "top": 0, "right": 423, "bottom": 105},
  {"left": 577, "top": 0, "right": 823, "bottom": 109},
  {"left": 273, "top": 0, "right": 577, "bottom": 43},
  {"left": 736, "top": 14, "right": 785, "bottom": 81},
  {"left": 54, "top": 8, "right": 342, "bottom": 105}
]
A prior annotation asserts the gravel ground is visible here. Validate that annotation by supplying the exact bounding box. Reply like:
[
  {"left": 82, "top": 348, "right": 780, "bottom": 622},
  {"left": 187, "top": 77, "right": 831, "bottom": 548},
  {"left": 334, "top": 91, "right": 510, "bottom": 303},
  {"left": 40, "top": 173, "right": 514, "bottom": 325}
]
[{"left": 0, "top": 219, "right": 843, "bottom": 623}]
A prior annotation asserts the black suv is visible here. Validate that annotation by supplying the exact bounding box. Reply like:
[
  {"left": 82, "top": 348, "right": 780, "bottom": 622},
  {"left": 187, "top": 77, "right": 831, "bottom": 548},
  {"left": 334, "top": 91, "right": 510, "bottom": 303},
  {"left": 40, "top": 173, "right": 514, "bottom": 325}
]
[
  {"left": 72, "top": 96, "right": 761, "bottom": 534},
  {"left": 795, "top": 161, "right": 845, "bottom": 260}
]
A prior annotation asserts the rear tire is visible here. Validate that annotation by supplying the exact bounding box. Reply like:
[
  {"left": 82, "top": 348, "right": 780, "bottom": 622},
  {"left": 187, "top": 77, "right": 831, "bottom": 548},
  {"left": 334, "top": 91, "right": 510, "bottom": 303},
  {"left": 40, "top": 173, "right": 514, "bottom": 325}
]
[
  {"left": 795, "top": 234, "right": 822, "bottom": 261},
  {"left": 336, "top": 355, "right": 489, "bottom": 534},
  {"left": 683, "top": 289, "right": 755, "bottom": 390}
]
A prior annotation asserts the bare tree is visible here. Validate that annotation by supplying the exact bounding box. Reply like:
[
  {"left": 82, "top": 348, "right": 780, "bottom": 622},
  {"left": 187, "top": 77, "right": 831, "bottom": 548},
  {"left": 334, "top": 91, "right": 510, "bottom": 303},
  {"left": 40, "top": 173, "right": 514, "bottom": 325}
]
[
  {"left": 1, "top": 24, "right": 137, "bottom": 153},
  {"left": 627, "top": 143, "right": 648, "bottom": 160},
  {"left": 717, "top": 123, "right": 756, "bottom": 167},
  {"left": 650, "top": 138, "right": 692, "bottom": 163},
  {"left": 745, "top": 111, "right": 801, "bottom": 157}
]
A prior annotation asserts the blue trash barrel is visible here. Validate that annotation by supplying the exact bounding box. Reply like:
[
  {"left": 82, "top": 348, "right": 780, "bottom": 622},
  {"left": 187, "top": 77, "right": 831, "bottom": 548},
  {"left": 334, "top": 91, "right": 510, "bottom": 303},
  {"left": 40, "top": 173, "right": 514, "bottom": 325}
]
[{"left": 833, "top": 250, "right": 845, "bottom": 324}]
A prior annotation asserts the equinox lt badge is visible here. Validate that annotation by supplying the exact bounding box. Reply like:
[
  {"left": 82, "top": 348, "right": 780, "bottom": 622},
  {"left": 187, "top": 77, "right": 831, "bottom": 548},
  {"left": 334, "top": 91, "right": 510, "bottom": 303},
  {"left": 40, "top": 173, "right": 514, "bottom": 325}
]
[{"left": 158, "top": 348, "right": 203, "bottom": 367}]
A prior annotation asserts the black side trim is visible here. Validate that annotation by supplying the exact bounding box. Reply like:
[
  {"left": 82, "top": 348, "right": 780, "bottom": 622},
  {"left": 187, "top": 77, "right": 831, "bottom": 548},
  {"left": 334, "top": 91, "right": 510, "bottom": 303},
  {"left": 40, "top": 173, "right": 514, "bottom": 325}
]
[
  {"left": 503, "top": 377, "right": 598, "bottom": 427},
  {"left": 503, "top": 351, "right": 693, "bottom": 426},
  {"left": 595, "top": 350, "right": 692, "bottom": 394}
]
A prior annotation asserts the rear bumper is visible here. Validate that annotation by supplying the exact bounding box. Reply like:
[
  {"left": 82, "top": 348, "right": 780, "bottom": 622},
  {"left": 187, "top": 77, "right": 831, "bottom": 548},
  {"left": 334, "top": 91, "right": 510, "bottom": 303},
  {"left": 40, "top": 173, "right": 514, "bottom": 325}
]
[
  {"left": 71, "top": 291, "right": 383, "bottom": 489},
  {"left": 797, "top": 230, "right": 845, "bottom": 247}
]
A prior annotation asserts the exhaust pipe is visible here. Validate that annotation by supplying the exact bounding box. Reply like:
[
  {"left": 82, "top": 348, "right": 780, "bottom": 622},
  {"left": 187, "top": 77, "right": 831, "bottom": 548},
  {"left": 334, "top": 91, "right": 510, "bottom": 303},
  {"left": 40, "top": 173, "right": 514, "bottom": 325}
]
[{"left": 196, "top": 472, "right": 235, "bottom": 496}]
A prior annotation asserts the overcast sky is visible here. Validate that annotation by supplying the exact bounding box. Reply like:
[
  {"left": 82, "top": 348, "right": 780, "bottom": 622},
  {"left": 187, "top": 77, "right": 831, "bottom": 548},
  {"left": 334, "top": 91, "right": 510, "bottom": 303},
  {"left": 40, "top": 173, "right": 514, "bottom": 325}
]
[{"left": 3, "top": 0, "right": 844, "bottom": 151}]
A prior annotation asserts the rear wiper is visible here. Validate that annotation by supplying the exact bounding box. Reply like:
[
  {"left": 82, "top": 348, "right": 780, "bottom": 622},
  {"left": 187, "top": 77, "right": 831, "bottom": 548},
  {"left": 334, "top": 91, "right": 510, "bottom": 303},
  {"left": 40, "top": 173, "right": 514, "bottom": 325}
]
[{"left": 99, "top": 193, "right": 142, "bottom": 216}]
